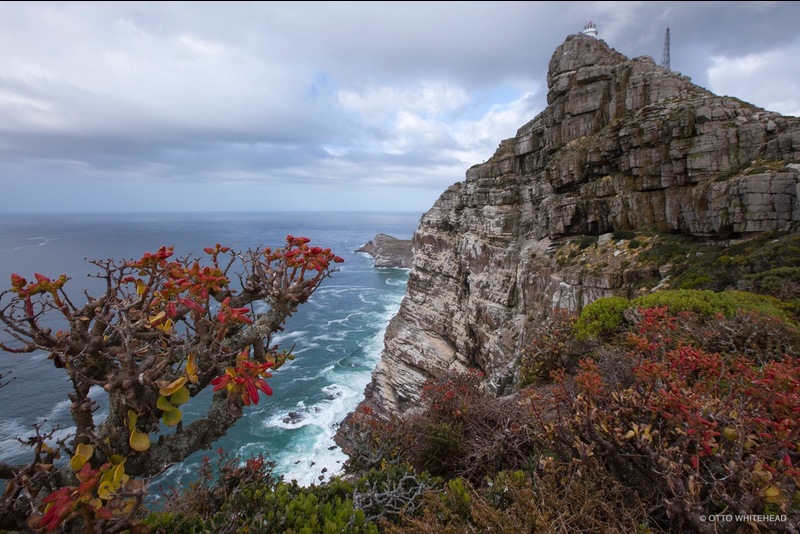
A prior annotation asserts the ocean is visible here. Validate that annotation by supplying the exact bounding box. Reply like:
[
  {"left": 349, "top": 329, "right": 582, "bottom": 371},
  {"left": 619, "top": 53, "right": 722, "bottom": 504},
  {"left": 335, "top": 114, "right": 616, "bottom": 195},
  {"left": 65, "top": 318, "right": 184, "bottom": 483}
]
[{"left": 0, "top": 211, "right": 420, "bottom": 495}]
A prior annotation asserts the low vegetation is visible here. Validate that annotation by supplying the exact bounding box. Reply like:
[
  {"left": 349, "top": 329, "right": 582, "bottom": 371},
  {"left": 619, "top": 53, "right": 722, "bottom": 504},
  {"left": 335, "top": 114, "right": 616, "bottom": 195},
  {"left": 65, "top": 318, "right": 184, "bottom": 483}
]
[{"left": 137, "top": 286, "right": 797, "bottom": 533}]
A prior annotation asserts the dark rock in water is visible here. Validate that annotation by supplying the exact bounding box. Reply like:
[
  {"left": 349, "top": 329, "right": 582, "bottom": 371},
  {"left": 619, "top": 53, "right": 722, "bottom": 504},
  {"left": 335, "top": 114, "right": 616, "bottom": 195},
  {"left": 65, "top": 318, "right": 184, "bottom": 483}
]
[
  {"left": 324, "top": 389, "right": 343, "bottom": 401},
  {"left": 356, "top": 233, "right": 413, "bottom": 268},
  {"left": 282, "top": 411, "right": 304, "bottom": 424}
]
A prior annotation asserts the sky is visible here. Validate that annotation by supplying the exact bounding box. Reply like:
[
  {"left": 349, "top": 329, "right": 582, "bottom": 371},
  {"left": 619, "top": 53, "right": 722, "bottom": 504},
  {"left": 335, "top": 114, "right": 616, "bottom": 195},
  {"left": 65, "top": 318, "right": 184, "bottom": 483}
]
[{"left": 1, "top": 1, "right": 798, "bottom": 214}]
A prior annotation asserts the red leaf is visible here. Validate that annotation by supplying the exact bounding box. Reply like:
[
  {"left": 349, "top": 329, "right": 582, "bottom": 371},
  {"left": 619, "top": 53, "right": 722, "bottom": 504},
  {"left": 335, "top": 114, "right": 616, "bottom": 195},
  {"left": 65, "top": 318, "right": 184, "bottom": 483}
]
[
  {"left": 211, "top": 375, "right": 229, "bottom": 391},
  {"left": 246, "top": 381, "right": 259, "bottom": 404},
  {"left": 257, "top": 380, "right": 273, "bottom": 396}
]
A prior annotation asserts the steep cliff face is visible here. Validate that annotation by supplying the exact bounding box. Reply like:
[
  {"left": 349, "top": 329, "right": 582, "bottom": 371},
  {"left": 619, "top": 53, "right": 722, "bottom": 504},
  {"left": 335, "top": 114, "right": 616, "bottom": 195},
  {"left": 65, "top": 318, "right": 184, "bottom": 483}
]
[{"left": 360, "top": 34, "right": 800, "bottom": 417}]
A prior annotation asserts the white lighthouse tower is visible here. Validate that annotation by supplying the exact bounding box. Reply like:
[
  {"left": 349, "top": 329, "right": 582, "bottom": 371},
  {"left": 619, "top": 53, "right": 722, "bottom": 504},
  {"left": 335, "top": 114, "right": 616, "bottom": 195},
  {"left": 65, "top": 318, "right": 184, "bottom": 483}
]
[{"left": 581, "top": 21, "right": 598, "bottom": 37}]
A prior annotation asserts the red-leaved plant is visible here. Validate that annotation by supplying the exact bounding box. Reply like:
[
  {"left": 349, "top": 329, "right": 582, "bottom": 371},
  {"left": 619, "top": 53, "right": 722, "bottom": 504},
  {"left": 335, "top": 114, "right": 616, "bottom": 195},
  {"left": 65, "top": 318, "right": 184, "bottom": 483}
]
[
  {"left": 536, "top": 306, "right": 799, "bottom": 532},
  {"left": 0, "top": 235, "right": 343, "bottom": 532}
]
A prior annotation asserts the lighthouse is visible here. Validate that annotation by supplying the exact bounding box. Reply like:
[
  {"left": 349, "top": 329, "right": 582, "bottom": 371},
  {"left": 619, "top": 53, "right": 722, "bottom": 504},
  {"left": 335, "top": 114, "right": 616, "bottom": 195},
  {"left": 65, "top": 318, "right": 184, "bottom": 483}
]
[{"left": 581, "top": 21, "right": 598, "bottom": 37}]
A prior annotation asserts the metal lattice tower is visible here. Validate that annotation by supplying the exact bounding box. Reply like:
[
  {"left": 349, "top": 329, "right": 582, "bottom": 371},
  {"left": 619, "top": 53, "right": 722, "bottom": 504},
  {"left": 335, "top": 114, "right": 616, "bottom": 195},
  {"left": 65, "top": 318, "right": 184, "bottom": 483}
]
[{"left": 661, "top": 27, "right": 671, "bottom": 71}]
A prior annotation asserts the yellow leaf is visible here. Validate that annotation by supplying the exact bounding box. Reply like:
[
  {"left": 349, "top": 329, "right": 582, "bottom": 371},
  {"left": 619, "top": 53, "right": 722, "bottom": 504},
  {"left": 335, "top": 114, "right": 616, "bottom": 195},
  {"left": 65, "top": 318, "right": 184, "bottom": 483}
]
[
  {"left": 68, "top": 455, "right": 86, "bottom": 472},
  {"left": 126, "top": 410, "right": 138, "bottom": 431},
  {"left": 624, "top": 430, "right": 635, "bottom": 440},
  {"left": 170, "top": 386, "right": 190, "bottom": 406},
  {"left": 69, "top": 443, "right": 94, "bottom": 471},
  {"left": 161, "top": 407, "right": 182, "bottom": 427},
  {"left": 688, "top": 476, "right": 698, "bottom": 497},
  {"left": 762, "top": 485, "right": 786, "bottom": 505},
  {"left": 723, "top": 427, "right": 738, "bottom": 441},
  {"left": 75, "top": 442, "right": 93, "bottom": 458},
  {"left": 149, "top": 310, "right": 166, "bottom": 326},
  {"left": 97, "top": 480, "right": 115, "bottom": 500},
  {"left": 186, "top": 353, "right": 198, "bottom": 384},
  {"left": 107, "top": 463, "right": 125, "bottom": 486},
  {"left": 136, "top": 280, "right": 147, "bottom": 296},
  {"left": 129, "top": 429, "right": 150, "bottom": 452},
  {"left": 157, "top": 319, "right": 173, "bottom": 333},
  {"left": 157, "top": 395, "right": 174, "bottom": 412},
  {"left": 158, "top": 376, "right": 188, "bottom": 397}
]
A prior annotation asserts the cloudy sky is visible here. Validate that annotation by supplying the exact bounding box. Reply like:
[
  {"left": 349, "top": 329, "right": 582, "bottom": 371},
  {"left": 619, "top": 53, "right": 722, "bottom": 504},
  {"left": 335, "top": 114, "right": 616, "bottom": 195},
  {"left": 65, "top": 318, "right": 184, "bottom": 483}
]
[{"left": 1, "top": 1, "right": 798, "bottom": 214}]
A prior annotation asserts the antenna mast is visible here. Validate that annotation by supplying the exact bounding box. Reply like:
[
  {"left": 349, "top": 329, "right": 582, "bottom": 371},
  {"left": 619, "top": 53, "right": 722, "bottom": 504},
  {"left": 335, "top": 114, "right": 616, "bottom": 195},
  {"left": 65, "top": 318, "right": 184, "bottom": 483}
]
[{"left": 661, "top": 27, "right": 671, "bottom": 71}]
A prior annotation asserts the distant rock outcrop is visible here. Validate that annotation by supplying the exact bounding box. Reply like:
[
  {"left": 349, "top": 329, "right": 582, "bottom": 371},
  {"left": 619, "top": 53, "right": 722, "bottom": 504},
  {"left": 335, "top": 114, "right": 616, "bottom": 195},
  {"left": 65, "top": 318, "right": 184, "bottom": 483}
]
[
  {"left": 345, "top": 33, "right": 800, "bottom": 423},
  {"left": 356, "top": 233, "right": 413, "bottom": 268}
]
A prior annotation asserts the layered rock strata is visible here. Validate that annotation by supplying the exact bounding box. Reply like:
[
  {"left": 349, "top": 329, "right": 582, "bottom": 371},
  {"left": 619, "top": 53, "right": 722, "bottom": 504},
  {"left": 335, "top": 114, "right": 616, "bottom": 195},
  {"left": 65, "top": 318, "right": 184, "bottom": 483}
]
[{"left": 358, "top": 33, "right": 800, "bottom": 418}]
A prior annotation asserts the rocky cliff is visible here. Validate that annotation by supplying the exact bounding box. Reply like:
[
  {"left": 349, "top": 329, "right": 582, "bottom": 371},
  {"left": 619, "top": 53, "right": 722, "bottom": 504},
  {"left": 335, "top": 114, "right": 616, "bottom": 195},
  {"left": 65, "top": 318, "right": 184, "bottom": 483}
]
[
  {"left": 356, "top": 233, "right": 414, "bottom": 268},
  {"left": 356, "top": 33, "right": 800, "bottom": 418}
]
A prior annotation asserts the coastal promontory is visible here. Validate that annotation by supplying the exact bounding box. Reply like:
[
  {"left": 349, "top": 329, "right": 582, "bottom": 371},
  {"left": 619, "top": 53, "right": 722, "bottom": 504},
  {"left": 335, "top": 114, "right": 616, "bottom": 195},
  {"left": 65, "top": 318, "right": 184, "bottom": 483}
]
[{"left": 356, "top": 233, "right": 414, "bottom": 268}]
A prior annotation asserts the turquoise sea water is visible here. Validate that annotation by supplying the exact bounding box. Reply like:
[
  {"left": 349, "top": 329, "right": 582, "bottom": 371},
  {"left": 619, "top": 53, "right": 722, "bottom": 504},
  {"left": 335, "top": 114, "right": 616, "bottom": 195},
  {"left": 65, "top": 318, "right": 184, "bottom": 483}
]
[{"left": 0, "top": 211, "right": 419, "bottom": 494}]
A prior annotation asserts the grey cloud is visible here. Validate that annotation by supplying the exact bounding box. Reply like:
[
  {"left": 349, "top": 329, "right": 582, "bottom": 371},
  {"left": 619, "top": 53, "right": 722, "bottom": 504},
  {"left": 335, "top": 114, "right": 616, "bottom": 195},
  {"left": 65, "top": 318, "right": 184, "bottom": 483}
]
[{"left": 0, "top": 1, "right": 797, "bottom": 213}]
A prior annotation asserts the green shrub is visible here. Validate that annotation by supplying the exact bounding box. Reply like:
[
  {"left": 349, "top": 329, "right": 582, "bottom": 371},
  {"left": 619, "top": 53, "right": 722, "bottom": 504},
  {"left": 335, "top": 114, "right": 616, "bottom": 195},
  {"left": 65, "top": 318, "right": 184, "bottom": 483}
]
[
  {"left": 573, "top": 296, "right": 629, "bottom": 340},
  {"left": 143, "top": 513, "right": 206, "bottom": 533},
  {"left": 611, "top": 230, "right": 636, "bottom": 241},
  {"left": 575, "top": 289, "right": 792, "bottom": 342},
  {"left": 660, "top": 230, "right": 800, "bottom": 296},
  {"left": 144, "top": 451, "right": 378, "bottom": 533},
  {"left": 632, "top": 289, "right": 788, "bottom": 320},
  {"left": 575, "top": 235, "right": 598, "bottom": 250}
]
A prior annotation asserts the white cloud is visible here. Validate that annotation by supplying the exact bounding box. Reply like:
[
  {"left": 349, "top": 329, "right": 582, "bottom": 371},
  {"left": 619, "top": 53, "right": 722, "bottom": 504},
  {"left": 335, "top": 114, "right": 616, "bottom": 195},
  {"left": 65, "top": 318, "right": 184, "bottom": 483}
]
[
  {"left": 448, "top": 91, "right": 541, "bottom": 169},
  {"left": 175, "top": 34, "right": 226, "bottom": 57},
  {"left": 708, "top": 45, "right": 800, "bottom": 116},
  {"left": 337, "top": 81, "right": 470, "bottom": 121},
  {"left": 388, "top": 110, "right": 455, "bottom": 153}
]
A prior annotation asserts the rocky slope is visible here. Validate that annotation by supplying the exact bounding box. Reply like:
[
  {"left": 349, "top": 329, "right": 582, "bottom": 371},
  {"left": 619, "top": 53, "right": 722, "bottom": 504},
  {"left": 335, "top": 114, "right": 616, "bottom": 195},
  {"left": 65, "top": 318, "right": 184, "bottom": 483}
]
[{"left": 354, "top": 33, "right": 800, "bottom": 419}]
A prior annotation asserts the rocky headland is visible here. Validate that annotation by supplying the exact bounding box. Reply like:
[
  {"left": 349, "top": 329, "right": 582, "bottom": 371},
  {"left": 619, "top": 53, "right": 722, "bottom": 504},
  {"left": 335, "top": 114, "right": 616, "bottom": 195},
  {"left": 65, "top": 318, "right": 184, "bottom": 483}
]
[
  {"left": 355, "top": 233, "right": 414, "bottom": 268},
  {"left": 341, "top": 32, "right": 800, "bottom": 429}
]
